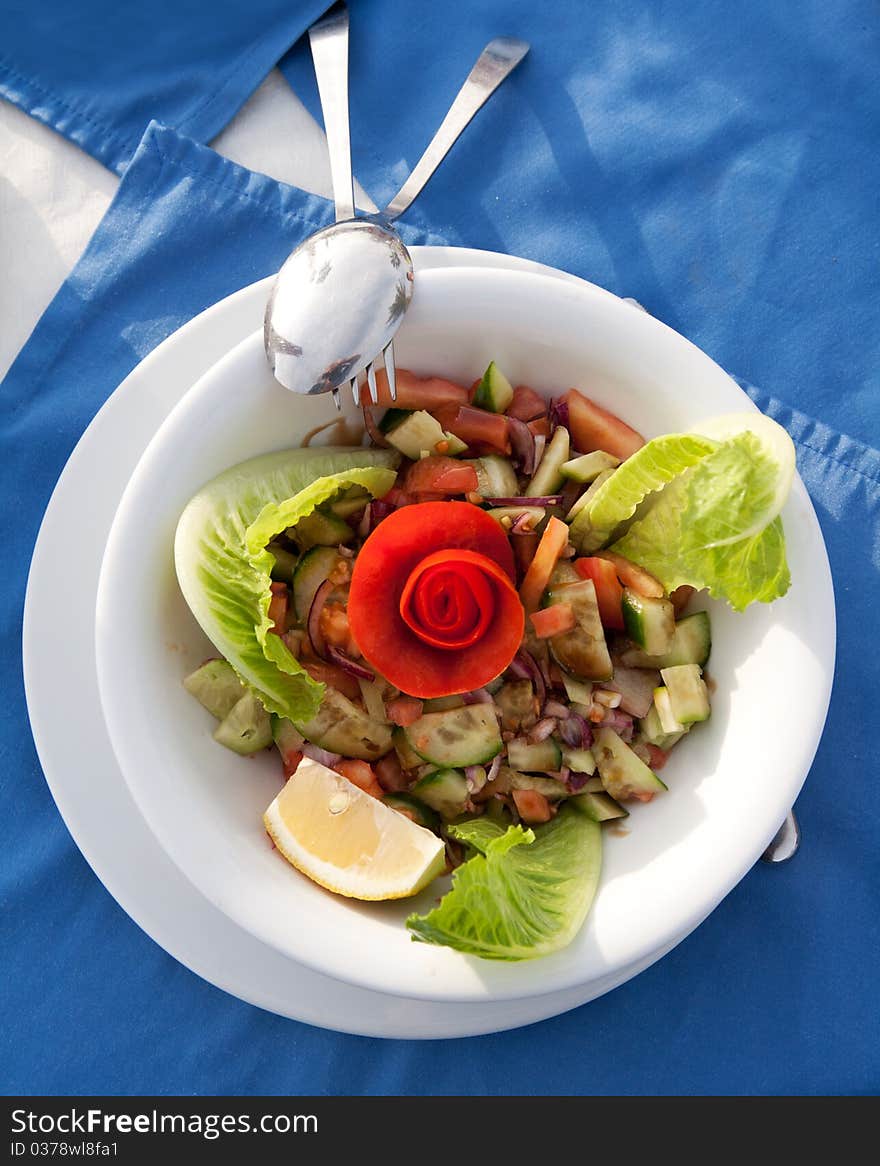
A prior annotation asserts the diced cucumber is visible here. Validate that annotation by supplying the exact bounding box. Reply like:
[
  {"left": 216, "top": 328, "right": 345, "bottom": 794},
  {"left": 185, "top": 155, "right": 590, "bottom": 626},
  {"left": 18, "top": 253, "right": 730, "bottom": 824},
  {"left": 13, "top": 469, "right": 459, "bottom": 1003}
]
[
  {"left": 560, "top": 450, "right": 620, "bottom": 483},
  {"left": 562, "top": 746, "right": 597, "bottom": 775},
  {"left": 271, "top": 715, "right": 305, "bottom": 753},
  {"left": 639, "top": 702, "right": 687, "bottom": 749},
  {"left": 329, "top": 489, "right": 371, "bottom": 519},
  {"left": 405, "top": 705, "right": 502, "bottom": 768},
  {"left": 571, "top": 790, "right": 629, "bottom": 822},
  {"left": 621, "top": 588, "right": 675, "bottom": 655},
  {"left": 544, "top": 579, "right": 613, "bottom": 681},
  {"left": 566, "top": 468, "right": 616, "bottom": 523},
  {"left": 289, "top": 509, "right": 353, "bottom": 550},
  {"left": 592, "top": 726, "right": 667, "bottom": 801},
  {"left": 291, "top": 545, "right": 340, "bottom": 622},
  {"left": 506, "top": 737, "right": 562, "bottom": 772},
  {"left": 473, "top": 361, "right": 515, "bottom": 413},
  {"left": 465, "top": 454, "right": 519, "bottom": 499},
  {"left": 213, "top": 691, "right": 272, "bottom": 754},
  {"left": 294, "top": 686, "right": 392, "bottom": 761},
  {"left": 267, "top": 541, "right": 299, "bottom": 585},
  {"left": 422, "top": 694, "right": 466, "bottom": 712},
  {"left": 549, "top": 560, "right": 582, "bottom": 587},
  {"left": 495, "top": 767, "right": 569, "bottom": 800},
  {"left": 183, "top": 658, "right": 246, "bottom": 721},
  {"left": 392, "top": 725, "right": 424, "bottom": 770},
  {"left": 661, "top": 664, "right": 711, "bottom": 724},
  {"left": 652, "top": 687, "right": 686, "bottom": 736},
  {"left": 561, "top": 672, "right": 593, "bottom": 706},
  {"left": 381, "top": 792, "right": 441, "bottom": 831},
  {"left": 384, "top": 410, "right": 451, "bottom": 459},
  {"left": 617, "top": 611, "right": 712, "bottom": 669},
  {"left": 495, "top": 680, "right": 537, "bottom": 732},
  {"left": 411, "top": 769, "right": 470, "bottom": 819},
  {"left": 581, "top": 775, "right": 605, "bottom": 793},
  {"left": 527, "top": 424, "right": 570, "bottom": 497}
]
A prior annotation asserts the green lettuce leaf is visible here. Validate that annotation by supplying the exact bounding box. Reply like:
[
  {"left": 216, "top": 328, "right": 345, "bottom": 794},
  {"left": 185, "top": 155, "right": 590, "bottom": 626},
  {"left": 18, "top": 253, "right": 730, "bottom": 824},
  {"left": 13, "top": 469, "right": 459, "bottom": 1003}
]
[
  {"left": 610, "top": 432, "right": 791, "bottom": 610},
  {"left": 573, "top": 433, "right": 718, "bottom": 552},
  {"left": 406, "top": 806, "right": 602, "bottom": 961},
  {"left": 174, "top": 447, "right": 399, "bottom": 723}
]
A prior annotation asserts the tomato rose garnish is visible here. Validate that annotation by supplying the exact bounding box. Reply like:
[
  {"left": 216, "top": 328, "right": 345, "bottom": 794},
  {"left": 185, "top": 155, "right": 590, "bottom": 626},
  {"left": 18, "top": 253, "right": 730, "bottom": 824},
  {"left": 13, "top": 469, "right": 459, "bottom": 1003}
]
[{"left": 348, "top": 502, "right": 524, "bottom": 698}]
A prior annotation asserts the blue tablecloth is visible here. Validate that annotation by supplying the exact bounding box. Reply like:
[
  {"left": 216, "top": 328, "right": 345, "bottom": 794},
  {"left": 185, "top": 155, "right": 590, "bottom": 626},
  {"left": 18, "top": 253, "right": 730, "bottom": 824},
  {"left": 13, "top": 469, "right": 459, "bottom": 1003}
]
[{"left": 2, "top": 1, "right": 879, "bottom": 1096}]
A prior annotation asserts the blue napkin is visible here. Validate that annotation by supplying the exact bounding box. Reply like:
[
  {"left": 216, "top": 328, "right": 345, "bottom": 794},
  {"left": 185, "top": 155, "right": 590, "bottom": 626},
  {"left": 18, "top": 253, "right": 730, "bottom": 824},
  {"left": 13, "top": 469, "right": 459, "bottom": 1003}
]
[
  {"left": 0, "top": 0, "right": 329, "bottom": 172},
  {"left": 2, "top": 119, "right": 878, "bottom": 1095},
  {"left": 282, "top": 0, "right": 880, "bottom": 452}
]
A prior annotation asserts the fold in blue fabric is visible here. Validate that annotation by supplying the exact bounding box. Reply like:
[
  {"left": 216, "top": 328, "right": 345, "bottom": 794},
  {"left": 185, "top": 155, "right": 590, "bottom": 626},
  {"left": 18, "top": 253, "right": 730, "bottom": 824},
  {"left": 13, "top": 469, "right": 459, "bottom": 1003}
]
[
  {"left": 282, "top": 0, "right": 880, "bottom": 452},
  {"left": 0, "top": 0, "right": 329, "bottom": 172},
  {"left": 1, "top": 122, "right": 878, "bottom": 1094}
]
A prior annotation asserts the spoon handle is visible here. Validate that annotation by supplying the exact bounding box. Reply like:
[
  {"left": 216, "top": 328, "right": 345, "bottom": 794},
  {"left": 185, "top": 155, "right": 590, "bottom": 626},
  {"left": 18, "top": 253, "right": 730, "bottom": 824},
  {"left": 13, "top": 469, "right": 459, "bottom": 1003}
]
[
  {"left": 383, "top": 37, "right": 530, "bottom": 221},
  {"left": 309, "top": 2, "right": 355, "bottom": 223}
]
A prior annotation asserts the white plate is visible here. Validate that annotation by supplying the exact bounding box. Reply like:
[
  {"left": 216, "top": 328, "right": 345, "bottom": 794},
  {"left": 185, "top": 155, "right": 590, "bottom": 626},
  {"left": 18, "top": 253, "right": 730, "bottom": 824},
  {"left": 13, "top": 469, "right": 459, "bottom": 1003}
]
[
  {"left": 92, "top": 261, "right": 833, "bottom": 1004},
  {"left": 25, "top": 246, "right": 692, "bottom": 1037}
]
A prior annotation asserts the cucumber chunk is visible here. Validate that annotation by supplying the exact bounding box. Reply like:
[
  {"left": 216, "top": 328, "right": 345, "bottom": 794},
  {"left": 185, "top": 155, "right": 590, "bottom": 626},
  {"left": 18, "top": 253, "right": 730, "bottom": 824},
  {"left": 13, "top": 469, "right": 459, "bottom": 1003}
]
[
  {"left": 571, "top": 790, "right": 629, "bottom": 822},
  {"left": 183, "top": 658, "right": 246, "bottom": 720},
  {"left": 661, "top": 664, "right": 711, "bottom": 724},
  {"left": 567, "top": 469, "right": 618, "bottom": 545},
  {"left": 559, "top": 450, "right": 620, "bottom": 484},
  {"left": 267, "top": 542, "right": 299, "bottom": 585},
  {"left": 495, "top": 680, "right": 538, "bottom": 733},
  {"left": 639, "top": 702, "right": 688, "bottom": 749},
  {"left": 405, "top": 705, "right": 502, "bottom": 768},
  {"left": 621, "top": 588, "right": 675, "bottom": 655},
  {"left": 392, "top": 725, "right": 424, "bottom": 770},
  {"left": 592, "top": 726, "right": 667, "bottom": 801},
  {"left": 411, "top": 769, "right": 470, "bottom": 819},
  {"left": 492, "top": 767, "right": 569, "bottom": 800},
  {"left": 213, "top": 691, "right": 273, "bottom": 754},
  {"left": 289, "top": 509, "right": 353, "bottom": 550},
  {"left": 473, "top": 361, "right": 515, "bottom": 413},
  {"left": 527, "top": 424, "right": 570, "bottom": 497},
  {"left": 617, "top": 611, "right": 712, "bottom": 668},
  {"left": 545, "top": 579, "right": 613, "bottom": 681},
  {"left": 465, "top": 454, "right": 519, "bottom": 499},
  {"left": 652, "top": 687, "right": 686, "bottom": 735},
  {"left": 506, "top": 737, "right": 562, "bottom": 772},
  {"left": 562, "top": 746, "right": 597, "bottom": 775},
  {"left": 291, "top": 545, "right": 341, "bottom": 622},
  {"left": 384, "top": 410, "right": 459, "bottom": 459},
  {"left": 486, "top": 506, "right": 547, "bottom": 530},
  {"left": 294, "top": 686, "right": 392, "bottom": 761},
  {"left": 381, "top": 792, "right": 441, "bottom": 831}
]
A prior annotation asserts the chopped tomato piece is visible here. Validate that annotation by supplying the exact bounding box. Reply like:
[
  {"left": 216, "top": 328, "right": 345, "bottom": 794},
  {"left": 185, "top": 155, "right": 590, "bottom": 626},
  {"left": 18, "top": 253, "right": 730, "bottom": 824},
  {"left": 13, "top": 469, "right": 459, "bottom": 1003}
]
[
  {"left": 594, "top": 551, "right": 664, "bottom": 598},
  {"left": 574, "top": 557, "right": 625, "bottom": 630},
  {"left": 374, "top": 752, "right": 409, "bottom": 793},
  {"left": 512, "top": 788, "right": 554, "bottom": 823},
  {"left": 506, "top": 385, "right": 548, "bottom": 422},
  {"left": 402, "top": 455, "right": 479, "bottom": 496},
  {"left": 646, "top": 744, "right": 670, "bottom": 770},
  {"left": 333, "top": 759, "right": 384, "bottom": 799},
  {"left": 360, "top": 368, "right": 469, "bottom": 410},
  {"left": 301, "top": 659, "right": 362, "bottom": 701},
  {"left": 564, "top": 388, "right": 645, "bottom": 461},
  {"left": 267, "top": 581, "right": 288, "bottom": 635},
  {"left": 527, "top": 416, "right": 551, "bottom": 439},
  {"left": 432, "top": 403, "right": 511, "bottom": 454},
  {"left": 529, "top": 603, "right": 576, "bottom": 638},
  {"left": 386, "top": 696, "right": 424, "bottom": 727},
  {"left": 519, "top": 516, "right": 570, "bottom": 613},
  {"left": 280, "top": 749, "right": 303, "bottom": 780}
]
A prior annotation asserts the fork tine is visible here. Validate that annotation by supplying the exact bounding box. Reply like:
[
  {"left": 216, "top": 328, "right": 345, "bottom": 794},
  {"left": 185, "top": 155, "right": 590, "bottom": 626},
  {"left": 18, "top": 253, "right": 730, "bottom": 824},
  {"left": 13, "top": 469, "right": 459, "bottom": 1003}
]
[
  {"left": 332, "top": 386, "right": 342, "bottom": 412},
  {"left": 366, "top": 361, "right": 379, "bottom": 405},
  {"left": 350, "top": 376, "right": 360, "bottom": 407},
  {"left": 383, "top": 342, "right": 397, "bottom": 402}
]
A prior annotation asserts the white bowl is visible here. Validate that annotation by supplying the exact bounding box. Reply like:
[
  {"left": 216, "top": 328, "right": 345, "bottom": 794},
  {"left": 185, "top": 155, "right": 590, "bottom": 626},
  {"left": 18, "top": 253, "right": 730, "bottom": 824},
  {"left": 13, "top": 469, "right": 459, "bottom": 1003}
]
[{"left": 95, "top": 264, "right": 834, "bottom": 1003}]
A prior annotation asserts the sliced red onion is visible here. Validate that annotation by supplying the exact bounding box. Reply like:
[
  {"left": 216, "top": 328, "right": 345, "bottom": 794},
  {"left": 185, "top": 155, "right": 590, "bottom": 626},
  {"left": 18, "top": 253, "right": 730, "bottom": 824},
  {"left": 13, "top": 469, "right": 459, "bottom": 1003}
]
[
  {"left": 529, "top": 717, "right": 557, "bottom": 742},
  {"left": 549, "top": 397, "right": 570, "bottom": 433},
  {"left": 516, "top": 650, "right": 546, "bottom": 706},
  {"left": 601, "top": 707, "right": 635, "bottom": 741},
  {"left": 604, "top": 666, "right": 661, "bottom": 718},
  {"left": 307, "top": 578, "right": 334, "bottom": 659},
  {"left": 301, "top": 742, "right": 342, "bottom": 767},
  {"left": 362, "top": 406, "right": 390, "bottom": 448},
  {"left": 371, "top": 499, "right": 394, "bottom": 522},
  {"left": 559, "top": 713, "right": 592, "bottom": 749},
  {"left": 463, "top": 687, "right": 493, "bottom": 705},
  {"left": 337, "top": 543, "right": 356, "bottom": 558},
  {"left": 566, "top": 771, "right": 592, "bottom": 793},
  {"left": 506, "top": 656, "right": 532, "bottom": 680},
  {"left": 507, "top": 416, "right": 538, "bottom": 475},
  {"left": 464, "top": 765, "right": 488, "bottom": 794},
  {"left": 357, "top": 503, "right": 372, "bottom": 539},
  {"left": 559, "top": 479, "right": 584, "bottom": 514},
  {"left": 532, "top": 434, "right": 547, "bottom": 472},
  {"left": 326, "top": 644, "right": 375, "bottom": 681},
  {"left": 485, "top": 495, "right": 563, "bottom": 507},
  {"left": 486, "top": 753, "right": 502, "bottom": 784},
  {"left": 510, "top": 512, "right": 538, "bottom": 535},
  {"left": 543, "top": 699, "right": 569, "bottom": 719}
]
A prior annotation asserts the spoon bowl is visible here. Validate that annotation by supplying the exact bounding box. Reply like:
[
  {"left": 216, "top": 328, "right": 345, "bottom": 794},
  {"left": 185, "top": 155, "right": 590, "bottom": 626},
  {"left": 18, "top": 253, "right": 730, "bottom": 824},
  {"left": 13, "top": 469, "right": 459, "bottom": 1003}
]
[{"left": 264, "top": 216, "right": 413, "bottom": 397}]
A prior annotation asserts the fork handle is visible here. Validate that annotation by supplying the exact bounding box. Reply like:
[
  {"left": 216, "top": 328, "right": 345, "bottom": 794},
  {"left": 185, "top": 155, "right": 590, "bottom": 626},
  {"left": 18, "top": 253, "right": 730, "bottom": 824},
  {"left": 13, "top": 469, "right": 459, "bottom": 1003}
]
[
  {"left": 309, "top": 2, "right": 355, "bottom": 223},
  {"left": 383, "top": 37, "right": 529, "bottom": 221}
]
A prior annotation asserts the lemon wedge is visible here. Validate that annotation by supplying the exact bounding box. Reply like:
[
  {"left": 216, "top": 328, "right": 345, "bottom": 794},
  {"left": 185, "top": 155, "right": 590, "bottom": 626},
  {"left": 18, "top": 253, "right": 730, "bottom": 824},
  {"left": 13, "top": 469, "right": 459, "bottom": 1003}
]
[{"left": 264, "top": 758, "right": 446, "bottom": 900}]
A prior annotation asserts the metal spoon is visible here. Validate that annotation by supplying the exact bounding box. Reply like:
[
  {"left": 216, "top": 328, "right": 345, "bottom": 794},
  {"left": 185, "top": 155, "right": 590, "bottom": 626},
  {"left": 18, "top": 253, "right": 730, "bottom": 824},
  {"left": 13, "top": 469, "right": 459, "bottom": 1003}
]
[{"left": 264, "top": 19, "right": 529, "bottom": 408}]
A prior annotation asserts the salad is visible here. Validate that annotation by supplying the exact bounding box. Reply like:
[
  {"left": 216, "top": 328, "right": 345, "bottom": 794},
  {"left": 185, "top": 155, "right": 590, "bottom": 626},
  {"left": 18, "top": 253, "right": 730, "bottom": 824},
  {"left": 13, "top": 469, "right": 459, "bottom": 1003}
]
[{"left": 175, "top": 360, "right": 795, "bottom": 961}]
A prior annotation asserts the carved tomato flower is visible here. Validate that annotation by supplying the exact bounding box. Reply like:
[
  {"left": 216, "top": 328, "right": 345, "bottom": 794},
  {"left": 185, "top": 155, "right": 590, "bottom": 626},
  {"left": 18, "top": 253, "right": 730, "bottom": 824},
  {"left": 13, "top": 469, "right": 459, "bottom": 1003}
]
[{"left": 348, "top": 501, "right": 525, "bottom": 698}]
